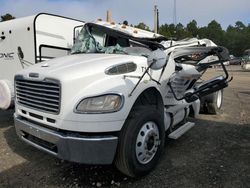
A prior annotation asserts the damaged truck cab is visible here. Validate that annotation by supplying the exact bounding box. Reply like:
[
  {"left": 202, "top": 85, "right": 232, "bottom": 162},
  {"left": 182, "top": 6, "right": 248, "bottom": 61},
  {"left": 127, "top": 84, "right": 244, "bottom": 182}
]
[{"left": 14, "top": 21, "right": 231, "bottom": 177}]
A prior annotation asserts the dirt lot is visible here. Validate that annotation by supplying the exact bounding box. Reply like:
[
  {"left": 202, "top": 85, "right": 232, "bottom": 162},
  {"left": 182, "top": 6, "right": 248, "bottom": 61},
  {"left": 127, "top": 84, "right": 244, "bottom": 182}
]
[{"left": 0, "top": 66, "right": 250, "bottom": 188}]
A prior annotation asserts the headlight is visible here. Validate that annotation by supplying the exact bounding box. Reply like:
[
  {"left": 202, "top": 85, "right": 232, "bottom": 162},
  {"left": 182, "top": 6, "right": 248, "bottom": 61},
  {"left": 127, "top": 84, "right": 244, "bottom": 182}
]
[{"left": 75, "top": 94, "right": 123, "bottom": 113}]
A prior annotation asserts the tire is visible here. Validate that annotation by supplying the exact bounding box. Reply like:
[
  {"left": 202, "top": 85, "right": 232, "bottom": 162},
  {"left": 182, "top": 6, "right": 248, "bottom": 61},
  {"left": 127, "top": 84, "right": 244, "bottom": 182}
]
[
  {"left": 201, "top": 90, "right": 223, "bottom": 114},
  {"left": 0, "top": 80, "right": 14, "bottom": 110},
  {"left": 115, "top": 106, "right": 165, "bottom": 177}
]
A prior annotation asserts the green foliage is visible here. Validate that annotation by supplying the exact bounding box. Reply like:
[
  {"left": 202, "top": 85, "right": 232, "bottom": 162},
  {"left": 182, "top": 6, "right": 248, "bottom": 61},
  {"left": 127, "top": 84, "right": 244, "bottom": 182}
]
[
  {"left": 158, "top": 19, "right": 250, "bottom": 56},
  {"left": 204, "top": 20, "right": 225, "bottom": 46},
  {"left": 187, "top": 20, "right": 198, "bottom": 37},
  {"left": 134, "top": 22, "right": 150, "bottom": 31},
  {"left": 224, "top": 22, "right": 250, "bottom": 56},
  {"left": 1, "top": 13, "right": 15, "bottom": 22}
]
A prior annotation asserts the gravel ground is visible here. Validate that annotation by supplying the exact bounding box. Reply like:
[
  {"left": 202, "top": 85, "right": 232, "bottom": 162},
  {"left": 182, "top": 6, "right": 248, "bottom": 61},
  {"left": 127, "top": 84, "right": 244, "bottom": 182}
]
[{"left": 0, "top": 66, "right": 250, "bottom": 188}]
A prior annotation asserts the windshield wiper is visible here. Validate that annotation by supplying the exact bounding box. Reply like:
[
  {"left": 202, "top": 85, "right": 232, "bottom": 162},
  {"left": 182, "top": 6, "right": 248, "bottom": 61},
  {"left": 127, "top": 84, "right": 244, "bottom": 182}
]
[{"left": 71, "top": 51, "right": 84, "bottom": 55}]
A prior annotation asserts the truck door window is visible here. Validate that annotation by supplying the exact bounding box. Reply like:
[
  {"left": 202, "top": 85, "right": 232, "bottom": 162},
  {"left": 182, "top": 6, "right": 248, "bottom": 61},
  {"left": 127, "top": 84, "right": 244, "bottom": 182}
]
[
  {"left": 91, "top": 28, "right": 105, "bottom": 47},
  {"left": 106, "top": 35, "right": 129, "bottom": 47}
]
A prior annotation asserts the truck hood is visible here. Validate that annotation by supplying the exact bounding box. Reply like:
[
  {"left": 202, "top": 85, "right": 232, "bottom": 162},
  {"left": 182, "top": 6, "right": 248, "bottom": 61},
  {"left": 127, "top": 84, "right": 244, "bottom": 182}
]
[{"left": 18, "top": 53, "right": 147, "bottom": 81}]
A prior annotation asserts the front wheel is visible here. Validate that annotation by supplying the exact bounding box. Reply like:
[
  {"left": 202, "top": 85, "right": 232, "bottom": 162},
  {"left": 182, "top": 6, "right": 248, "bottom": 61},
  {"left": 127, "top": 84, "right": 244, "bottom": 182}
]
[{"left": 115, "top": 106, "right": 165, "bottom": 177}]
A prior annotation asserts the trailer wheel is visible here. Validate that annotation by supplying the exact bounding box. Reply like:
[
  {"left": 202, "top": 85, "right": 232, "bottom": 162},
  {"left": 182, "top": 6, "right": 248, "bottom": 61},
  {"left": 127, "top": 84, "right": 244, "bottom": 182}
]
[
  {"left": 201, "top": 90, "right": 223, "bottom": 114},
  {"left": 115, "top": 106, "right": 165, "bottom": 177},
  {"left": 0, "top": 80, "right": 14, "bottom": 110}
]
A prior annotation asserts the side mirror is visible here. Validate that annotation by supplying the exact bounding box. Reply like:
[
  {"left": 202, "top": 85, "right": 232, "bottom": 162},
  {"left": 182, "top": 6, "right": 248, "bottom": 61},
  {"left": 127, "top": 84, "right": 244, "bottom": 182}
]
[
  {"left": 148, "top": 49, "right": 168, "bottom": 70},
  {"left": 17, "top": 46, "right": 24, "bottom": 59}
]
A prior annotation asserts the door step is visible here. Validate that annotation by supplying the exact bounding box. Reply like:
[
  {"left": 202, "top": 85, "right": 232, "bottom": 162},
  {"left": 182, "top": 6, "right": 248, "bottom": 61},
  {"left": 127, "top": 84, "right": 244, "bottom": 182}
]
[{"left": 168, "top": 122, "right": 195, "bottom": 139}]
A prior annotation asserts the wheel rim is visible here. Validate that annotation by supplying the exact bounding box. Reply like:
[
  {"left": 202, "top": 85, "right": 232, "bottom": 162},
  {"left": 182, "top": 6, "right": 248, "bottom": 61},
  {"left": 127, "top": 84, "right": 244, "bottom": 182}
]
[
  {"left": 216, "top": 90, "right": 222, "bottom": 108},
  {"left": 135, "top": 121, "right": 160, "bottom": 164}
]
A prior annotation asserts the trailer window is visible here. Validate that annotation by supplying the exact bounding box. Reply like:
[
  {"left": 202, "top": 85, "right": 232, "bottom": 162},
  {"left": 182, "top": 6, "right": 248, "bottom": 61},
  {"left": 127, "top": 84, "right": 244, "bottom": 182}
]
[{"left": 105, "top": 35, "right": 129, "bottom": 47}]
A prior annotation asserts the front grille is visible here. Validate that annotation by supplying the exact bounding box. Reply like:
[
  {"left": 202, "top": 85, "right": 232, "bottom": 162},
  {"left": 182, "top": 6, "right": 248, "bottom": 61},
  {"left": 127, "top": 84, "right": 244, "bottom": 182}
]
[{"left": 15, "top": 77, "right": 60, "bottom": 114}]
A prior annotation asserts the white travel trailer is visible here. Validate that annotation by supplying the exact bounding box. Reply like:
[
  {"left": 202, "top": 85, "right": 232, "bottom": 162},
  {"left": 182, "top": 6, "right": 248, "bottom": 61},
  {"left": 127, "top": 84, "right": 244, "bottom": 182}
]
[{"left": 0, "top": 13, "right": 84, "bottom": 109}]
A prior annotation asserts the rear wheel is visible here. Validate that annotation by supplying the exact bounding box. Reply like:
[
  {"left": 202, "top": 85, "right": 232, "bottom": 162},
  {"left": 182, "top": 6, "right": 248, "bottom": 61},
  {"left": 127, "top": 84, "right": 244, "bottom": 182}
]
[
  {"left": 115, "top": 106, "right": 165, "bottom": 177},
  {"left": 201, "top": 90, "right": 223, "bottom": 114}
]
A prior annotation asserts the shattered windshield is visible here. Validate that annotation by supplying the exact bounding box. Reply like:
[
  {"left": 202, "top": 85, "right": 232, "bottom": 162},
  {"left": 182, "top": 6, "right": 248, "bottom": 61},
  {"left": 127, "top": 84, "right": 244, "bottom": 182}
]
[
  {"left": 71, "top": 24, "right": 152, "bottom": 57},
  {"left": 71, "top": 25, "right": 125, "bottom": 54}
]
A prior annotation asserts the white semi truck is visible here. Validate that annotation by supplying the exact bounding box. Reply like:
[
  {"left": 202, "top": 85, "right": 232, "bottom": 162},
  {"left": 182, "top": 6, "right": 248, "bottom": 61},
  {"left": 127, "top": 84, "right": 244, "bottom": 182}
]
[
  {"left": 14, "top": 21, "right": 231, "bottom": 177},
  {"left": 0, "top": 13, "right": 84, "bottom": 110}
]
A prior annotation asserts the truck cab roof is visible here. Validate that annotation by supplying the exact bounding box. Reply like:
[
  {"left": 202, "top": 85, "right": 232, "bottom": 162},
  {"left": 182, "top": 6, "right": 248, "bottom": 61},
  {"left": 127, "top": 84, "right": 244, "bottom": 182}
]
[
  {"left": 71, "top": 21, "right": 167, "bottom": 57},
  {"left": 94, "top": 20, "right": 165, "bottom": 40}
]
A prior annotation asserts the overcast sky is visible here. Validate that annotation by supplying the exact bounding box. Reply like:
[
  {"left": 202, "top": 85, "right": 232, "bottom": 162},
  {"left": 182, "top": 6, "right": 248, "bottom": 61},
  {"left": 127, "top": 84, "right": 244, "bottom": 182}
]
[{"left": 0, "top": 0, "right": 250, "bottom": 29}]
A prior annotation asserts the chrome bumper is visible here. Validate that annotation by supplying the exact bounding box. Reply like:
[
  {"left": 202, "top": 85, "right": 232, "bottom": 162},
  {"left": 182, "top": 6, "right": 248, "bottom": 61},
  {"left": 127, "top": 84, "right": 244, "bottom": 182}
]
[{"left": 14, "top": 114, "right": 118, "bottom": 164}]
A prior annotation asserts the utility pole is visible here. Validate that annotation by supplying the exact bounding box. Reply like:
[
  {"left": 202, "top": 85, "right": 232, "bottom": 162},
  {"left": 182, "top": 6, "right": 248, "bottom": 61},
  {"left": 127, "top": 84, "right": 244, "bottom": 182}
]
[
  {"left": 173, "top": 0, "right": 177, "bottom": 25},
  {"left": 106, "top": 10, "right": 112, "bottom": 22},
  {"left": 154, "top": 5, "right": 159, "bottom": 33}
]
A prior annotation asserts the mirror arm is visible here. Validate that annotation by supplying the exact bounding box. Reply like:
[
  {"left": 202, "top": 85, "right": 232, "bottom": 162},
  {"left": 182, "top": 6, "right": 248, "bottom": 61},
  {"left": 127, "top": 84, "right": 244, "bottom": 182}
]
[
  {"left": 168, "top": 81, "right": 203, "bottom": 102},
  {"left": 17, "top": 53, "right": 25, "bottom": 68},
  {"left": 167, "top": 82, "right": 185, "bottom": 101},
  {"left": 168, "top": 46, "right": 232, "bottom": 102},
  {"left": 158, "top": 59, "right": 168, "bottom": 82},
  {"left": 17, "top": 53, "right": 33, "bottom": 68},
  {"left": 146, "top": 72, "right": 161, "bottom": 85},
  {"left": 219, "top": 59, "right": 229, "bottom": 80},
  {"left": 128, "top": 61, "right": 155, "bottom": 97}
]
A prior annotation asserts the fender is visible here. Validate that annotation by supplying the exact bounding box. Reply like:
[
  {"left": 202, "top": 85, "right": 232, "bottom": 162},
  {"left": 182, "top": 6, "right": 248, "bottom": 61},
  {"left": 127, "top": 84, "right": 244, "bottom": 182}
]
[{"left": 62, "top": 74, "right": 163, "bottom": 123}]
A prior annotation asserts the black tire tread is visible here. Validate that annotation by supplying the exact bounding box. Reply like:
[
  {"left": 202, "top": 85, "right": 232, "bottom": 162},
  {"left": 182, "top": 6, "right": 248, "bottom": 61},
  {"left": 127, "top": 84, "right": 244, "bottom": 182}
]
[
  {"left": 200, "top": 90, "right": 223, "bottom": 115},
  {"left": 115, "top": 106, "right": 164, "bottom": 177},
  {"left": 115, "top": 106, "right": 147, "bottom": 177}
]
